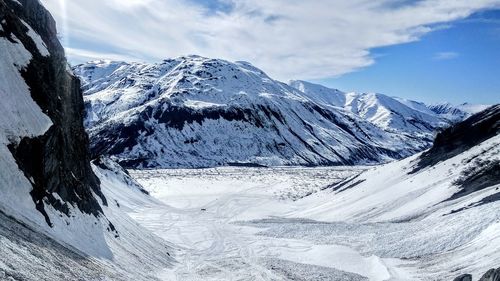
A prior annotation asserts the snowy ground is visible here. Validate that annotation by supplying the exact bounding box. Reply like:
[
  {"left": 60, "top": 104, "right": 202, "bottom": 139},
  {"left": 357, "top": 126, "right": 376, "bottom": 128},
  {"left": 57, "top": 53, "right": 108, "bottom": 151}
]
[
  {"left": 122, "top": 168, "right": 391, "bottom": 280},
  {"left": 129, "top": 167, "right": 389, "bottom": 281},
  {"left": 125, "top": 162, "right": 499, "bottom": 281}
]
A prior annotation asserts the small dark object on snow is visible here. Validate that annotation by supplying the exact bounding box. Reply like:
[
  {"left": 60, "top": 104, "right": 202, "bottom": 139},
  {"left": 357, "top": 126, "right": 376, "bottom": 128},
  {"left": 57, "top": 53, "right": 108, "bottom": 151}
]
[{"left": 201, "top": 208, "right": 207, "bottom": 211}]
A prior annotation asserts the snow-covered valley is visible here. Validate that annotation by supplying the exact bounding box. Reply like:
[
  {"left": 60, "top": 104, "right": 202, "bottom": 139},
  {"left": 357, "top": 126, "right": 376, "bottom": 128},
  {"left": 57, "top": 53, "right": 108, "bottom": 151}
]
[
  {"left": 4, "top": 137, "right": 498, "bottom": 280},
  {"left": 127, "top": 167, "right": 401, "bottom": 281},
  {"left": 120, "top": 148, "right": 499, "bottom": 281}
]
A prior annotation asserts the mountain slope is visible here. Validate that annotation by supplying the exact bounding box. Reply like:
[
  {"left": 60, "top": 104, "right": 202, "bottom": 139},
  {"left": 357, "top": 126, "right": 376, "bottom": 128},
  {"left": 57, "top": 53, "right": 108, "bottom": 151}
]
[
  {"left": 281, "top": 106, "right": 500, "bottom": 280},
  {"left": 294, "top": 105, "right": 500, "bottom": 222},
  {"left": 289, "top": 80, "right": 346, "bottom": 107},
  {"left": 0, "top": 0, "right": 174, "bottom": 279},
  {"left": 415, "top": 104, "right": 500, "bottom": 171},
  {"left": 75, "top": 57, "right": 446, "bottom": 168},
  {"left": 427, "top": 102, "right": 491, "bottom": 122}
]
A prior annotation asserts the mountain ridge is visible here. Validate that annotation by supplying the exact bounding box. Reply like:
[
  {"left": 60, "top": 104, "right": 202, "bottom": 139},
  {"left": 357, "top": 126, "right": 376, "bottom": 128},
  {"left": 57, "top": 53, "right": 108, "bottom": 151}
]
[{"left": 74, "top": 56, "right": 487, "bottom": 168}]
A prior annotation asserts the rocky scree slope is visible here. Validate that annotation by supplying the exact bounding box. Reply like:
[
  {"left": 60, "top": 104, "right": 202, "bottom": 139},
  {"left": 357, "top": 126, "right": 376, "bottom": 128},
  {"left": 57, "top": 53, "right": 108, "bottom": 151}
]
[{"left": 75, "top": 57, "right": 460, "bottom": 168}]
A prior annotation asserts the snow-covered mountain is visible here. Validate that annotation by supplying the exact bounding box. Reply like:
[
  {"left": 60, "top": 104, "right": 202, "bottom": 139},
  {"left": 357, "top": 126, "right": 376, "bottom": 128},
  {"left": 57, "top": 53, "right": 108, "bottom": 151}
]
[
  {"left": 74, "top": 57, "right": 472, "bottom": 168},
  {"left": 427, "top": 102, "right": 491, "bottom": 122},
  {"left": 289, "top": 79, "right": 346, "bottom": 107},
  {"left": 290, "top": 80, "right": 486, "bottom": 136}
]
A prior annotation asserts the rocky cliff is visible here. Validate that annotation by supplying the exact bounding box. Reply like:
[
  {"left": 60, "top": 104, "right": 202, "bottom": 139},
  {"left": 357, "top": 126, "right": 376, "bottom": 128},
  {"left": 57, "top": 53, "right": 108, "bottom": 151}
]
[{"left": 0, "top": 0, "right": 105, "bottom": 226}]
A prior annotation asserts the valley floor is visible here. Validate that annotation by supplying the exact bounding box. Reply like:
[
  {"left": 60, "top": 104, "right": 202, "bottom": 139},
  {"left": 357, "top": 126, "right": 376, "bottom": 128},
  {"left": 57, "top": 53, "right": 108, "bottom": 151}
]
[{"left": 123, "top": 167, "right": 499, "bottom": 281}]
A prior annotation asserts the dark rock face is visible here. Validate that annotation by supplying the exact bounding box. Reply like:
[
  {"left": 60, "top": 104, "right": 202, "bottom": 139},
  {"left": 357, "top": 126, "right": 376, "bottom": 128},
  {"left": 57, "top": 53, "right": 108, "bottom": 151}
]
[
  {"left": 450, "top": 158, "right": 500, "bottom": 202},
  {"left": 414, "top": 104, "right": 500, "bottom": 171},
  {"left": 1, "top": 0, "right": 105, "bottom": 224},
  {"left": 479, "top": 268, "right": 500, "bottom": 281},
  {"left": 453, "top": 267, "right": 500, "bottom": 281},
  {"left": 454, "top": 274, "right": 473, "bottom": 281}
]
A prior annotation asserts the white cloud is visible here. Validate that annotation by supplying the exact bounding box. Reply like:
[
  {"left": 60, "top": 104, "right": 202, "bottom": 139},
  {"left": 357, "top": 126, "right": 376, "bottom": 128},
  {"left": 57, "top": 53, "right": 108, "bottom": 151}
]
[
  {"left": 40, "top": 0, "right": 500, "bottom": 80},
  {"left": 434, "top": 51, "right": 460, "bottom": 60}
]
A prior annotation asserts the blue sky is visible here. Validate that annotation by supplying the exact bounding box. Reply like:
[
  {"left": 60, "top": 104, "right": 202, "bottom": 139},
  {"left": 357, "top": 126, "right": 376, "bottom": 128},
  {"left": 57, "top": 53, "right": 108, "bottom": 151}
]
[
  {"left": 317, "top": 10, "right": 500, "bottom": 104},
  {"left": 40, "top": 0, "right": 500, "bottom": 104}
]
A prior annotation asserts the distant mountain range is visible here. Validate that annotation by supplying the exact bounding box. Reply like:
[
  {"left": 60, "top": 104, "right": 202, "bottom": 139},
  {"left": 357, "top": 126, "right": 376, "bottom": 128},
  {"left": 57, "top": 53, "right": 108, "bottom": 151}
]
[
  {"left": 291, "top": 80, "right": 488, "bottom": 133},
  {"left": 74, "top": 56, "right": 489, "bottom": 168}
]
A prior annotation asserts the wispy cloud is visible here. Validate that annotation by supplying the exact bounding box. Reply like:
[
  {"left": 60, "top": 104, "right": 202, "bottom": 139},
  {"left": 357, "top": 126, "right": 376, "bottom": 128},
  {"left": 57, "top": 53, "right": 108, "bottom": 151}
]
[
  {"left": 64, "top": 48, "right": 141, "bottom": 63},
  {"left": 434, "top": 51, "right": 460, "bottom": 60},
  {"left": 40, "top": 0, "right": 500, "bottom": 80}
]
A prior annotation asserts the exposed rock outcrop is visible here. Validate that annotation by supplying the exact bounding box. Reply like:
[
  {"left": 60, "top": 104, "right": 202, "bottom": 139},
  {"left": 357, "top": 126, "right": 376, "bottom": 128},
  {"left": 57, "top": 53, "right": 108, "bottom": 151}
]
[
  {"left": 479, "top": 268, "right": 500, "bottom": 281},
  {"left": 454, "top": 274, "right": 473, "bottom": 281},
  {"left": 414, "top": 104, "right": 500, "bottom": 171},
  {"left": 453, "top": 267, "right": 500, "bottom": 281}
]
